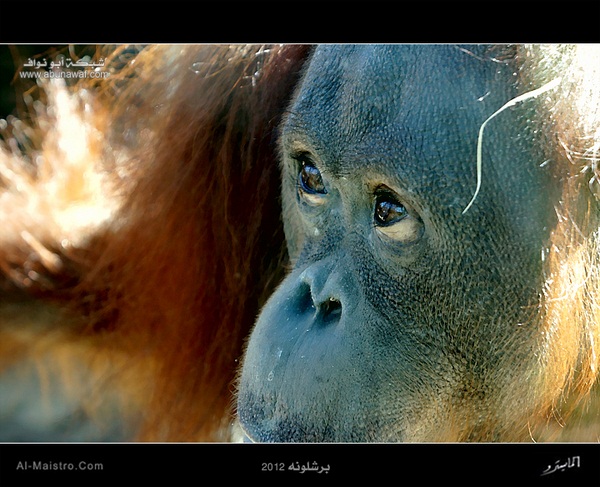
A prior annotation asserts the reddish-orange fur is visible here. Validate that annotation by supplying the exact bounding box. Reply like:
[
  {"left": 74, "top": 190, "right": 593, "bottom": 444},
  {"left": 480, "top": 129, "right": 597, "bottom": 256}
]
[{"left": 0, "top": 45, "right": 310, "bottom": 440}]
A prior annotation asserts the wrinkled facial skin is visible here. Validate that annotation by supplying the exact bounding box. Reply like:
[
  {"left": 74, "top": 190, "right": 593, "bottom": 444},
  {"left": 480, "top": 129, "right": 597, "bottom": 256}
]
[{"left": 238, "top": 45, "right": 559, "bottom": 442}]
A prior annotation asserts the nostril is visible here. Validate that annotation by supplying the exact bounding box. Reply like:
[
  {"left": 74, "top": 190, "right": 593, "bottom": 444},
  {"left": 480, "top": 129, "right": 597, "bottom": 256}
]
[
  {"left": 318, "top": 297, "right": 342, "bottom": 323},
  {"left": 297, "top": 281, "right": 315, "bottom": 314}
]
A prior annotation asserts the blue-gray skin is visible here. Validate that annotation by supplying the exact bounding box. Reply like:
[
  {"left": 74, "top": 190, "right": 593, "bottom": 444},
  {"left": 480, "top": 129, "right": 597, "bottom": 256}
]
[{"left": 237, "top": 45, "right": 561, "bottom": 442}]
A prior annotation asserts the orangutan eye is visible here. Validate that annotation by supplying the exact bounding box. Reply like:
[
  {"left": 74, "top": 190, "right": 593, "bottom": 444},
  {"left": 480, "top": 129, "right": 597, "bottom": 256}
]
[
  {"left": 374, "top": 187, "right": 423, "bottom": 243},
  {"left": 299, "top": 160, "right": 326, "bottom": 195},
  {"left": 375, "top": 194, "right": 408, "bottom": 226},
  {"left": 297, "top": 156, "right": 327, "bottom": 204}
]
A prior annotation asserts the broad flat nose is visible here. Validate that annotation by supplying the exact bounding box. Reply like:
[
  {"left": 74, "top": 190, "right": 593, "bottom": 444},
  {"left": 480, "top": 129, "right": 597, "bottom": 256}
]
[{"left": 298, "top": 258, "right": 349, "bottom": 326}]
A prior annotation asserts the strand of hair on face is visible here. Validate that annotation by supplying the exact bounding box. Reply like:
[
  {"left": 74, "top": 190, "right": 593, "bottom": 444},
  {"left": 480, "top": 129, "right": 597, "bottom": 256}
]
[{"left": 462, "top": 77, "right": 563, "bottom": 215}]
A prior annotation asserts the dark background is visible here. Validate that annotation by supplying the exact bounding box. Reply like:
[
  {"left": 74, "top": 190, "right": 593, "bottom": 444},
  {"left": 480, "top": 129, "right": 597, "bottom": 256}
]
[
  {"left": 0, "top": 46, "right": 47, "bottom": 118},
  {"left": 1, "top": 0, "right": 599, "bottom": 118}
]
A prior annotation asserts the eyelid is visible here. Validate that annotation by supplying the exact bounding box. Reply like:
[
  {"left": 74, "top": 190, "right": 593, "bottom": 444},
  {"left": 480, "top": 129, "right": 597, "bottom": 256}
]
[
  {"left": 376, "top": 218, "right": 423, "bottom": 242},
  {"left": 291, "top": 150, "right": 317, "bottom": 169},
  {"left": 373, "top": 184, "right": 400, "bottom": 199}
]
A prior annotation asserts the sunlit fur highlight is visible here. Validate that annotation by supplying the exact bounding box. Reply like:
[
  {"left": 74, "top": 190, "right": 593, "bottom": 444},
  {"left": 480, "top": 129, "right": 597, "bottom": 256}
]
[{"left": 524, "top": 44, "right": 600, "bottom": 440}]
